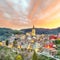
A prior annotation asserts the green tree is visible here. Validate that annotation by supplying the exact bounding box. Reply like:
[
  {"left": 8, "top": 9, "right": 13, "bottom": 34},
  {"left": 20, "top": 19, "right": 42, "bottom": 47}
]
[
  {"left": 15, "top": 54, "right": 23, "bottom": 60},
  {"left": 13, "top": 30, "right": 22, "bottom": 35},
  {"left": 38, "top": 55, "right": 47, "bottom": 60},
  {"left": 32, "top": 51, "right": 38, "bottom": 60},
  {"left": 5, "top": 56, "right": 11, "bottom": 60},
  {"left": 38, "top": 55, "right": 56, "bottom": 60},
  {"left": 13, "top": 39, "right": 17, "bottom": 48},
  {"left": 6, "top": 40, "right": 9, "bottom": 46},
  {"left": 54, "top": 40, "right": 60, "bottom": 44}
]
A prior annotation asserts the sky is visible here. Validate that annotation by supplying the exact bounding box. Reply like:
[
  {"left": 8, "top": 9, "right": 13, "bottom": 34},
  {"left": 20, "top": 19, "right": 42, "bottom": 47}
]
[{"left": 0, "top": 0, "right": 60, "bottom": 30}]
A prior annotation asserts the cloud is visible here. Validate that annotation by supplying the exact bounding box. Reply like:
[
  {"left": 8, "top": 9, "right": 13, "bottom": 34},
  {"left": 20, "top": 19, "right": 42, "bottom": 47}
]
[
  {"left": 38, "top": 2, "right": 60, "bottom": 19},
  {"left": 3, "top": 12, "right": 11, "bottom": 20},
  {"left": 0, "top": 0, "right": 60, "bottom": 29}
]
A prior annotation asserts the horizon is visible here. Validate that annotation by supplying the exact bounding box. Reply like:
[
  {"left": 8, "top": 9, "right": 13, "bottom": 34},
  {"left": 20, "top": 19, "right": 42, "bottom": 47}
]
[{"left": 0, "top": 26, "right": 60, "bottom": 30}]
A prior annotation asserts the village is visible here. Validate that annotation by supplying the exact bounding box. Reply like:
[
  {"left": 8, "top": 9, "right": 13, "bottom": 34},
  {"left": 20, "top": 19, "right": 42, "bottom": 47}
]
[{"left": 0, "top": 26, "right": 60, "bottom": 60}]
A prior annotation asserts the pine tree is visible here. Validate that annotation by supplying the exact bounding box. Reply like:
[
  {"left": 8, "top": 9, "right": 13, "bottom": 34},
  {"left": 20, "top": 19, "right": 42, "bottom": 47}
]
[
  {"left": 32, "top": 51, "right": 38, "bottom": 60},
  {"left": 6, "top": 40, "right": 9, "bottom": 46},
  {"left": 15, "top": 54, "right": 23, "bottom": 60}
]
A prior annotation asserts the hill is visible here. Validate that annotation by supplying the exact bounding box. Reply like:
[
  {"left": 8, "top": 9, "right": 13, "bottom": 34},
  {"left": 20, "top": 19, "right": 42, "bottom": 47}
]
[
  {"left": 0, "top": 27, "right": 60, "bottom": 40},
  {"left": 21, "top": 27, "right": 60, "bottom": 34},
  {"left": 0, "top": 28, "right": 13, "bottom": 40}
]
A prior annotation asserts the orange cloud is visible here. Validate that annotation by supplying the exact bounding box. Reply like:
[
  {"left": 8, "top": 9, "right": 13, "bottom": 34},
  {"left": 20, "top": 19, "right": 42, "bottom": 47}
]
[{"left": 0, "top": 0, "right": 60, "bottom": 29}]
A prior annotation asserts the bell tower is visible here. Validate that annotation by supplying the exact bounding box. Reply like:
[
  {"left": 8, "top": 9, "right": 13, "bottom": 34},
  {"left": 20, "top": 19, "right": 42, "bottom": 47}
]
[{"left": 32, "top": 25, "right": 36, "bottom": 36}]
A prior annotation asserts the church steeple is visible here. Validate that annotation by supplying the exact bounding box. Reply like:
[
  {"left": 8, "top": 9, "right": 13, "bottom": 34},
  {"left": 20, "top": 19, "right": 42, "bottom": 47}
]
[
  {"left": 32, "top": 25, "right": 36, "bottom": 36},
  {"left": 33, "top": 25, "right": 35, "bottom": 29}
]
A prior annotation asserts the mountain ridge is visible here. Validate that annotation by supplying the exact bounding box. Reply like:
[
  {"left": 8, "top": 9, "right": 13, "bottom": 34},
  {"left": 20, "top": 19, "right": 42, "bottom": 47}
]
[
  {"left": 0, "top": 27, "right": 60, "bottom": 40},
  {"left": 21, "top": 27, "right": 60, "bottom": 34}
]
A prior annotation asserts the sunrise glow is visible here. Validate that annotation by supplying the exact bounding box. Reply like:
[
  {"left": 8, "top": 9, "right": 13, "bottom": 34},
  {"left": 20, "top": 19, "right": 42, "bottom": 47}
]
[{"left": 0, "top": 0, "right": 60, "bottom": 29}]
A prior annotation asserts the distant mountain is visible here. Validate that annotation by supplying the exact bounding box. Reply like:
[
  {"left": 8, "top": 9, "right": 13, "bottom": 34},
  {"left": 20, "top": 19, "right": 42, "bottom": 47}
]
[
  {"left": 0, "top": 28, "right": 13, "bottom": 41},
  {"left": 0, "top": 28, "right": 22, "bottom": 41},
  {"left": 21, "top": 27, "right": 60, "bottom": 34}
]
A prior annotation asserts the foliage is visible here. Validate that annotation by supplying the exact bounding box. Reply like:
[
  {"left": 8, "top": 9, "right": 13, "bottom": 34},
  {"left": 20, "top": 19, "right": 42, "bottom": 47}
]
[
  {"left": 0, "top": 46, "right": 57, "bottom": 60},
  {"left": 38, "top": 55, "right": 56, "bottom": 60},
  {"left": 0, "top": 28, "right": 13, "bottom": 40},
  {"left": 6, "top": 40, "right": 9, "bottom": 46},
  {"left": 13, "top": 30, "right": 22, "bottom": 35},
  {"left": 0, "top": 28, "right": 22, "bottom": 41},
  {"left": 54, "top": 40, "right": 60, "bottom": 44},
  {"left": 13, "top": 39, "right": 17, "bottom": 48},
  {"left": 32, "top": 51, "right": 38, "bottom": 60},
  {"left": 56, "top": 50, "right": 60, "bottom": 56},
  {"left": 0, "top": 47, "right": 17, "bottom": 60},
  {"left": 15, "top": 54, "right": 23, "bottom": 60}
]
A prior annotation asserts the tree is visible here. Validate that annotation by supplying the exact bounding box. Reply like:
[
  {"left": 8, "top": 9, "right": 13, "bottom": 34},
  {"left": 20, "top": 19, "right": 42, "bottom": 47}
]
[
  {"left": 13, "top": 30, "right": 22, "bottom": 35},
  {"left": 32, "top": 51, "right": 38, "bottom": 60},
  {"left": 15, "top": 54, "right": 23, "bottom": 60},
  {"left": 13, "top": 39, "right": 17, "bottom": 48},
  {"left": 38, "top": 55, "right": 56, "bottom": 60},
  {"left": 5, "top": 55, "right": 12, "bottom": 60},
  {"left": 6, "top": 40, "right": 9, "bottom": 46}
]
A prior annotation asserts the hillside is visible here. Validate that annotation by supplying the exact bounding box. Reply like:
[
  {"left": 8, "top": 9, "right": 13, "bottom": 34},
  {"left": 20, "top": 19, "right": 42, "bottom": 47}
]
[
  {"left": 0, "top": 27, "right": 60, "bottom": 40},
  {"left": 21, "top": 27, "right": 60, "bottom": 34}
]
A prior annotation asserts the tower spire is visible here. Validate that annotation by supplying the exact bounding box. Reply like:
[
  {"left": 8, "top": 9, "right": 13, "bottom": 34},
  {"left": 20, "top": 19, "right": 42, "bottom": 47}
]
[
  {"left": 33, "top": 25, "right": 35, "bottom": 29},
  {"left": 32, "top": 25, "right": 36, "bottom": 36}
]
